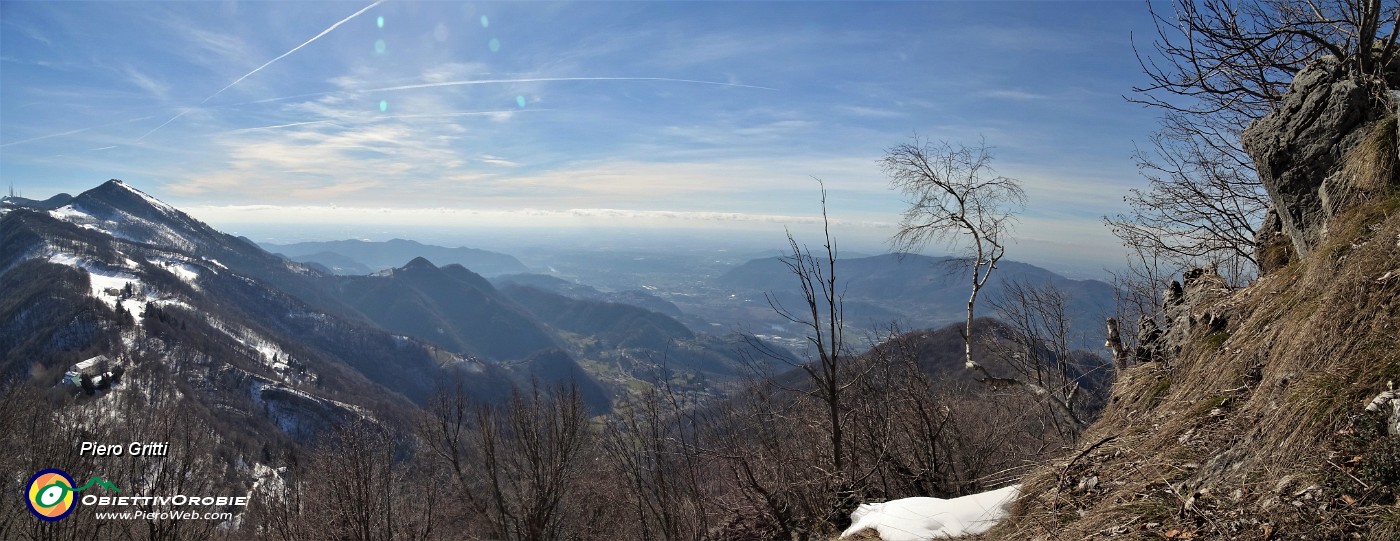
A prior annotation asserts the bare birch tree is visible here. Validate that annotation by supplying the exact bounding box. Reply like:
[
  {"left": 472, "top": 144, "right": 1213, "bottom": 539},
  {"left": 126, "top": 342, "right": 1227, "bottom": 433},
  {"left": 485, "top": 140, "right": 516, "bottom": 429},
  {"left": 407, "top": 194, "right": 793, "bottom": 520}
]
[{"left": 882, "top": 137, "right": 1025, "bottom": 377}]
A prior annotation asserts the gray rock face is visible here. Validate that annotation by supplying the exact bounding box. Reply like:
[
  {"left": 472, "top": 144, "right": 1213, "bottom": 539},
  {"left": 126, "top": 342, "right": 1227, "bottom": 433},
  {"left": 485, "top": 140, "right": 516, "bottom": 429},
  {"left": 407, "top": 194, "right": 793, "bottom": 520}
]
[
  {"left": 1140, "top": 266, "right": 1232, "bottom": 364},
  {"left": 1242, "top": 56, "right": 1393, "bottom": 258}
]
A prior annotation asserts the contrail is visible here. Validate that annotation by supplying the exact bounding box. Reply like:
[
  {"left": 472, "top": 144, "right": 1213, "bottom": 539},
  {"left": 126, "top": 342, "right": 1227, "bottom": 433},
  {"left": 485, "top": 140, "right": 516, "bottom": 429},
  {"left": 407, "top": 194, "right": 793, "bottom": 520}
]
[
  {"left": 219, "top": 77, "right": 776, "bottom": 108},
  {"left": 203, "top": 0, "right": 385, "bottom": 104},
  {"left": 134, "top": 0, "right": 384, "bottom": 142},
  {"left": 0, "top": 116, "right": 156, "bottom": 148},
  {"left": 135, "top": 109, "right": 192, "bottom": 142},
  {"left": 369, "top": 77, "right": 778, "bottom": 93},
  {"left": 223, "top": 119, "right": 341, "bottom": 133},
  {"left": 219, "top": 109, "right": 548, "bottom": 134}
]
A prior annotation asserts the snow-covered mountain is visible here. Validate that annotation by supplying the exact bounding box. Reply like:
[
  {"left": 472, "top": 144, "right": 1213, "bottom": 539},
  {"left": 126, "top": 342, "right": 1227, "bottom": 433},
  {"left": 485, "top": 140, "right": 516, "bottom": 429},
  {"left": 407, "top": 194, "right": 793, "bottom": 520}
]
[{"left": 2, "top": 180, "right": 522, "bottom": 445}]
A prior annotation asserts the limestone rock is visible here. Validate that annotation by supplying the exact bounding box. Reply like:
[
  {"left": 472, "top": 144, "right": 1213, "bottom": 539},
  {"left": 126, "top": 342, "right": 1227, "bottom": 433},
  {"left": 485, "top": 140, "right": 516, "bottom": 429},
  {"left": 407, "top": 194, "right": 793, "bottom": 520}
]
[
  {"left": 1146, "top": 266, "right": 1234, "bottom": 363},
  {"left": 1242, "top": 55, "right": 1396, "bottom": 258},
  {"left": 1135, "top": 318, "right": 1163, "bottom": 364}
]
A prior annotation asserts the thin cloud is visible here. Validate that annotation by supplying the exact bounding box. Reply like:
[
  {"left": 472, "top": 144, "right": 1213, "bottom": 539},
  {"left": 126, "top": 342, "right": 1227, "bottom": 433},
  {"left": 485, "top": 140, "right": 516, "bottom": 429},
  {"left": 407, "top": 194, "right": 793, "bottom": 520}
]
[
  {"left": 985, "top": 89, "right": 1050, "bottom": 101},
  {"left": 836, "top": 105, "right": 906, "bottom": 118},
  {"left": 217, "top": 109, "right": 548, "bottom": 135},
  {"left": 369, "top": 77, "right": 778, "bottom": 93},
  {"left": 478, "top": 155, "right": 519, "bottom": 167},
  {"left": 123, "top": 66, "right": 170, "bottom": 101},
  {"left": 204, "top": 77, "right": 774, "bottom": 111},
  {"left": 183, "top": 204, "right": 894, "bottom": 228}
]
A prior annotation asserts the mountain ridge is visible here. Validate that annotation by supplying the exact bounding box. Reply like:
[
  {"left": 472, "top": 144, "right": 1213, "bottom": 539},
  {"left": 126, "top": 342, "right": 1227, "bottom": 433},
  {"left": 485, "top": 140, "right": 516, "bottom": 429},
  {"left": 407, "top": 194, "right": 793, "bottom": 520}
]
[{"left": 263, "top": 238, "right": 528, "bottom": 276}]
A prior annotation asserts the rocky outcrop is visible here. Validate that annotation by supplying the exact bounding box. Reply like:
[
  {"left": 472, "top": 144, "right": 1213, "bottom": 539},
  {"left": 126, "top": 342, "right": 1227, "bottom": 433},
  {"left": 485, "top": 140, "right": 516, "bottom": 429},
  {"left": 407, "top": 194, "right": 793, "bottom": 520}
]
[
  {"left": 992, "top": 51, "right": 1400, "bottom": 541},
  {"left": 1243, "top": 55, "right": 1398, "bottom": 261},
  {"left": 1134, "top": 266, "right": 1233, "bottom": 366}
]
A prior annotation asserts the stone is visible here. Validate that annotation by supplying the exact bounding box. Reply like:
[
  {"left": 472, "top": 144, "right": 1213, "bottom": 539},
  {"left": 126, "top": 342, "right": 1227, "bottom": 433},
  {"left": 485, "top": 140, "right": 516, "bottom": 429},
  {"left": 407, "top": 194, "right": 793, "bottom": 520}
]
[
  {"left": 1147, "top": 266, "right": 1234, "bottom": 364},
  {"left": 1242, "top": 55, "right": 1396, "bottom": 258},
  {"left": 1106, "top": 317, "right": 1130, "bottom": 369},
  {"left": 1135, "top": 318, "right": 1162, "bottom": 364}
]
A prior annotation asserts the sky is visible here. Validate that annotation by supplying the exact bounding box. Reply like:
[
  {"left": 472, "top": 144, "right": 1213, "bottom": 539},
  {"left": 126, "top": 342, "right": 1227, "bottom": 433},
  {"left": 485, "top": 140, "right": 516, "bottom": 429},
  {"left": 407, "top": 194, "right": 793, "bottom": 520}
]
[{"left": 0, "top": 1, "right": 1167, "bottom": 277}]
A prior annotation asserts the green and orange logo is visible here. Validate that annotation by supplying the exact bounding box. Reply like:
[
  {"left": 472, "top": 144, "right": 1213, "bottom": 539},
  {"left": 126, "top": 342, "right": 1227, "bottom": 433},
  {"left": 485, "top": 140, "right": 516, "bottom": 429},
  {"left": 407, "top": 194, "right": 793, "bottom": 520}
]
[{"left": 25, "top": 469, "right": 120, "bottom": 521}]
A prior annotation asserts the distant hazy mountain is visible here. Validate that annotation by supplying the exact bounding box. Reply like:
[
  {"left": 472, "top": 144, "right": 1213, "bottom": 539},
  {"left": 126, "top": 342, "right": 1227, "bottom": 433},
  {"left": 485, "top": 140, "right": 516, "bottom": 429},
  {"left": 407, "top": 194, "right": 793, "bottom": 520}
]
[
  {"left": 493, "top": 273, "right": 685, "bottom": 318},
  {"left": 285, "top": 251, "right": 374, "bottom": 275},
  {"left": 715, "top": 253, "right": 1117, "bottom": 351},
  {"left": 500, "top": 284, "right": 694, "bottom": 351},
  {"left": 263, "top": 238, "right": 527, "bottom": 276},
  {"left": 337, "top": 257, "right": 558, "bottom": 361}
]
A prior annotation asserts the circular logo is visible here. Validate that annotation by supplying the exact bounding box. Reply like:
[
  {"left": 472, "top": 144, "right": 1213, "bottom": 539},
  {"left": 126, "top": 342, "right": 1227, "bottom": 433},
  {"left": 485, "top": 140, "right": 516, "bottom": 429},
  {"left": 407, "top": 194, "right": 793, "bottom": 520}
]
[{"left": 26, "top": 469, "right": 77, "bottom": 521}]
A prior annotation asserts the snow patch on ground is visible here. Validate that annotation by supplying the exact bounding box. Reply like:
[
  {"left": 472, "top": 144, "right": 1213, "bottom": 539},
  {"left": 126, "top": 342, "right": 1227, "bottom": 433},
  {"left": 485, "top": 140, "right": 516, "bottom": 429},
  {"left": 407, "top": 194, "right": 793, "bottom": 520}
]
[
  {"left": 250, "top": 379, "right": 368, "bottom": 435},
  {"left": 119, "top": 181, "right": 181, "bottom": 215},
  {"left": 49, "top": 252, "right": 146, "bottom": 319},
  {"left": 46, "top": 194, "right": 195, "bottom": 252},
  {"left": 48, "top": 204, "right": 139, "bottom": 241},
  {"left": 148, "top": 257, "right": 202, "bottom": 287},
  {"left": 204, "top": 320, "right": 313, "bottom": 382},
  {"left": 43, "top": 250, "right": 199, "bottom": 327},
  {"left": 50, "top": 205, "right": 94, "bottom": 221},
  {"left": 841, "top": 484, "right": 1020, "bottom": 540}
]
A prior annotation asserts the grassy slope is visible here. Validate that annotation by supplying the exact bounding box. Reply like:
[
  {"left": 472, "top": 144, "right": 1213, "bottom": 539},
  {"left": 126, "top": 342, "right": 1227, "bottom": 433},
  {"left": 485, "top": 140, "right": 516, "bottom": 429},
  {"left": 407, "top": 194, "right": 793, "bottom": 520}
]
[{"left": 988, "top": 195, "right": 1400, "bottom": 540}]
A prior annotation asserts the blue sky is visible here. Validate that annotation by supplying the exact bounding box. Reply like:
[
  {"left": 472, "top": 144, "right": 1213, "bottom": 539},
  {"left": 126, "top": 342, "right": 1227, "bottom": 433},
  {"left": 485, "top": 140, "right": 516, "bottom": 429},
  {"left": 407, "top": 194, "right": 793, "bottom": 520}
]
[{"left": 1, "top": 1, "right": 1165, "bottom": 275}]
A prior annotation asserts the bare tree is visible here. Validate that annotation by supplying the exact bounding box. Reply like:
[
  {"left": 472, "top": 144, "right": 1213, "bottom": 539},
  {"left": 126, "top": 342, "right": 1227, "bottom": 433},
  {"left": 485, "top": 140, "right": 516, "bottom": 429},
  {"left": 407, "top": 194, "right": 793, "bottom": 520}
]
[
  {"left": 988, "top": 280, "right": 1104, "bottom": 438},
  {"left": 1133, "top": 0, "right": 1398, "bottom": 119},
  {"left": 700, "top": 383, "right": 831, "bottom": 541},
  {"left": 882, "top": 137, "right": 1025, "bottom": 377},
  {"left": 423, "top": 381, "right": 618, "bottom": 541},
  {"left": 313, "top": 420, "right": 402, "bottom": 541},
  {"left": 471, "top": 384, "right": 595, "bottom": 541},
  {"left": 738, "top": 180, "right": 871, "bottom": 532},
  {"left": 1107, "top": 111, "right": 1268, "bottom": 285},
  {"left": 1104, "top": 244, "right": 1173, "bottom": 364},
  {"left": 765, "top": 183, "right": 852, "bottom": 477},
  {"left": 601, "top": 387, "right": 710, "bottom": 541}
]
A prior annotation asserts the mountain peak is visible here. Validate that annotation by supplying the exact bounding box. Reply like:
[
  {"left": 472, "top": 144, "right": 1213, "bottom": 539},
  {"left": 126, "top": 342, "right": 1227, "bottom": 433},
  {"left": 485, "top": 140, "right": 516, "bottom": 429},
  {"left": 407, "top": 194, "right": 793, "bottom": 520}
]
[
  {"left": 402, "top": 256, "right": 438, "bottom": 270},
  {"left": 80, "top": 179, "right": 179, "bottom": 215}
]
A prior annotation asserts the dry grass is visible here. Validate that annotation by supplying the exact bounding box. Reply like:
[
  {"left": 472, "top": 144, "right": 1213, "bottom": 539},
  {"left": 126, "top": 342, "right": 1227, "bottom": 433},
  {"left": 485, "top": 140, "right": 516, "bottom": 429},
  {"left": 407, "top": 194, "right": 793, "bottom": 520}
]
[
  {"left": 983, "top": 193, "right": 1400, "bottom": 540},
  {"left": 1340, "top": 115, "right": 1400, "bottom": 194}
]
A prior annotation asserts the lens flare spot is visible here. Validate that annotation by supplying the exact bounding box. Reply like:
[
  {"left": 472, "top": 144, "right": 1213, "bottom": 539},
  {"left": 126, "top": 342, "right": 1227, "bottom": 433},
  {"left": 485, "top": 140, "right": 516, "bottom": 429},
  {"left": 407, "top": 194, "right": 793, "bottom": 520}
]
[
  {"left": 516, "top": 95, "right": 526, "bottom": 108},
  {"left": 488, "top": 38, "right": 500, "bottom": 52},
  {"left": 374, "top": 39, "right": 387, "bottom": 54},
  {"left": 376, "top": 16, "right": 384, "bottom": 29},
  {"left": 379, "top": 100, "right": 388, "bottom": 112},
  {"left": 480, "top": 15, "right": 489, "bottom": 28}
]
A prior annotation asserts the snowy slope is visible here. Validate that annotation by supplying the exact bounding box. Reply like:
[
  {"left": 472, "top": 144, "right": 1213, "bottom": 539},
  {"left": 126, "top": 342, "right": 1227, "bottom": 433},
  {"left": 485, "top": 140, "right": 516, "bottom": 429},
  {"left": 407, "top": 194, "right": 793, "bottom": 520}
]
[{"left": 841, "top": 485, "right": 1020, "bottom": 540}]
